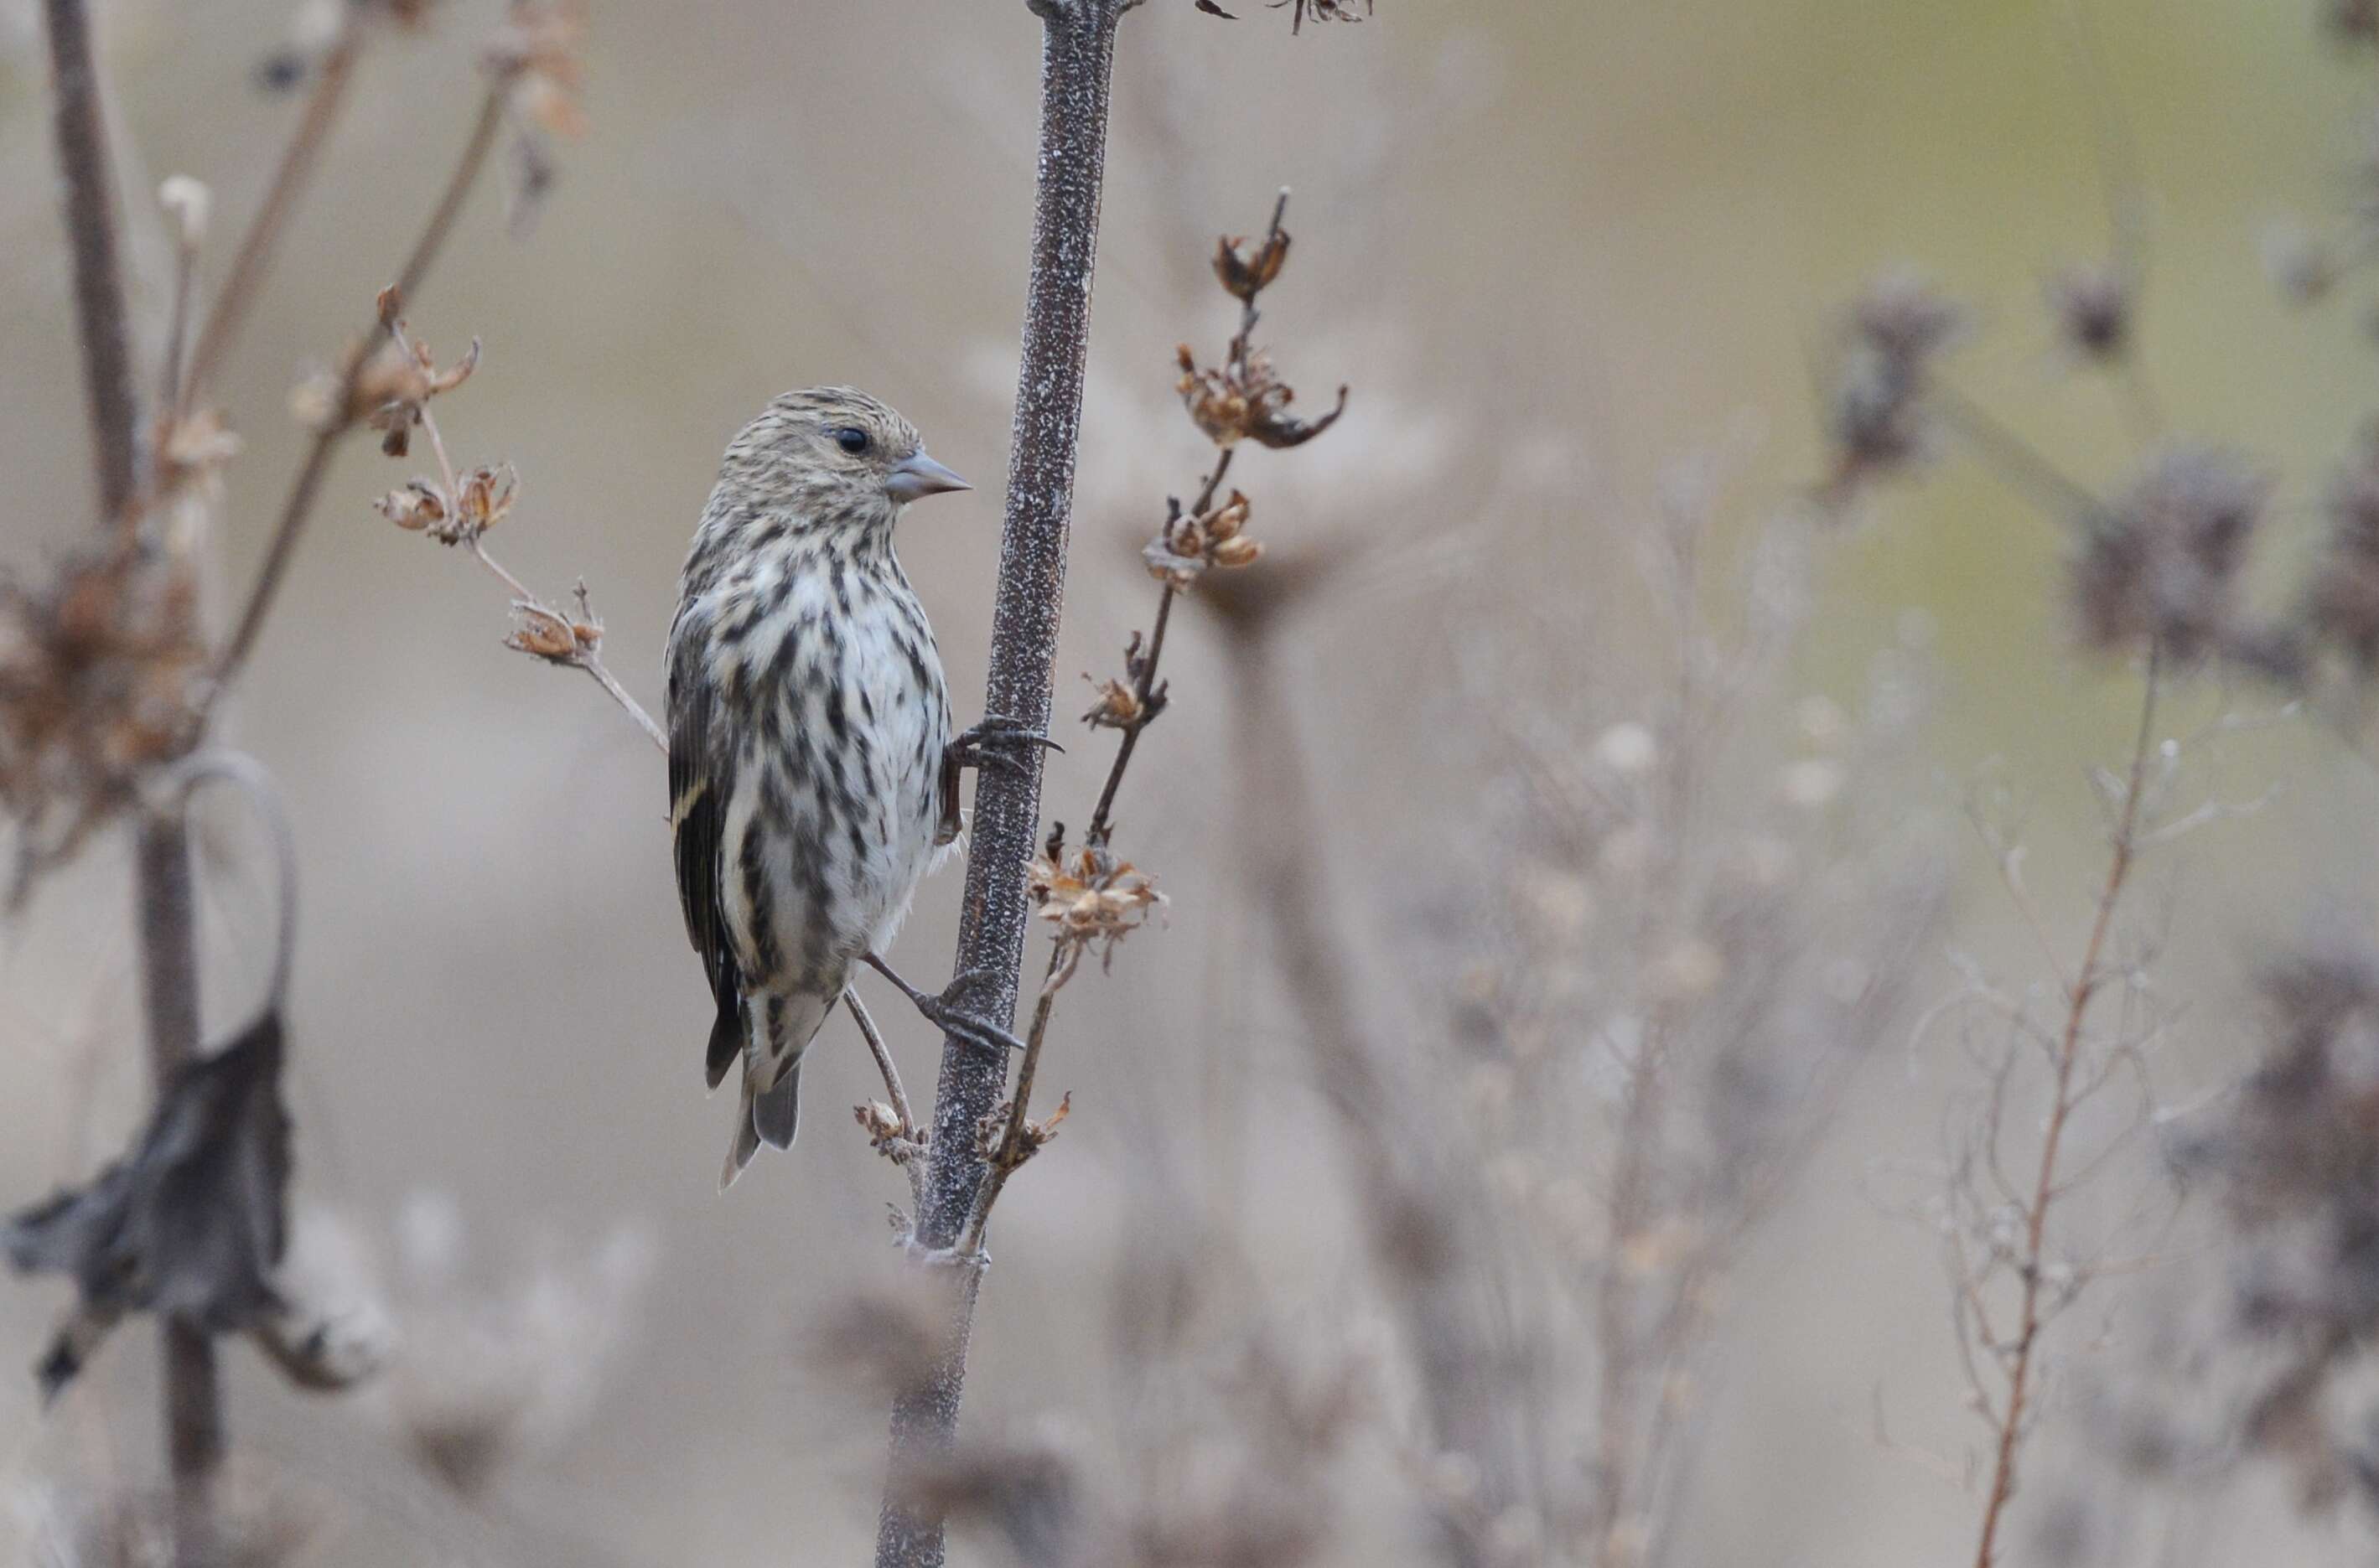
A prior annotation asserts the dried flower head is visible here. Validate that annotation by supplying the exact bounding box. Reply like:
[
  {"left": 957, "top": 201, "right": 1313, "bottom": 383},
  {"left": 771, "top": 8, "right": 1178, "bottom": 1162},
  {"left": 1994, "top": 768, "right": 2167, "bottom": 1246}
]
[
  {"left": 2302, "top": 424, "right": 2379, "bottom": 673},
  {"left": 375, "top": 480, "right": 448, "bottom": 535},
  {"left": 506, "top": 603, "right": 601, "bottom": 665},
  {"left": 2069, "top": 445, "right": 2271, "bottom": 660},
  {"left": 2045, "top": 260, "right": 2133, "bottom": 361},
  {"left": 1081, "top": 674, "right": 1145, "bottom": 730},
  {"left": 1214, "top": 227, "right": 1291, "bottom": 303},
  {"left": 0, "top": 542, "right": 205, "bottom": 890},
  {"left": 369, "top": 1193, "right": 656, "bottom": 1498},
  {"left": 158, "top": 406, "right": 243, "bottom": 497},
  {"left": 2161, "top": 937, "right": 2379, "bottom": 1509},
  {"left": 1176, "top": 344, "right": 1349, "bottom": 451},
  {"left": 1144, "top": 489, "right": 1262, "bottom": 587},
  {"left": 484, "top": 0, "right": 586, "bottom": 137},
  {"left": 979, "top": 1092, "right": 1071, "bottom": 1166},
  {"left": 1821, "top": 272, "right": 1969, "bottom": 502},
  {"left": 367, "top": 329, "right": 480, "bottom": 457},
  {"left": 1029, "top": 842, "right": 1166, "bottom": 980}
]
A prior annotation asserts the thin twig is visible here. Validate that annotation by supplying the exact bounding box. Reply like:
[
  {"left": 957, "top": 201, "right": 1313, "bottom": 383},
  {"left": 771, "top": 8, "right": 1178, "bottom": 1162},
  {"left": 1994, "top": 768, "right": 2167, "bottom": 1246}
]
[
  {"left": 212, "top": 84, "right": 507, "bottom": 695},
  {"left": 155, "top": 212, "right": 199, "bottom": 443},
  {"left": 846, "top": 990, "right": 925, "bottom": 1207},
  {"left": 1930, "top": 383, "right": 2111, "bottom": 525},
  {"left": 1077, "top": 192, "right": 1285, "bottom": 846},
  {"left": 178, "top": 21, "right": 365, "bottom": 411},
  {"left": 393, "top": 325, "right": 668, "bottom": 754},
  {"left": 847, "top": 990, "right": 915, "bottom": 1139},
  {"left": 1969, "top": 640, "right": 2162, "bottom": 1568}
]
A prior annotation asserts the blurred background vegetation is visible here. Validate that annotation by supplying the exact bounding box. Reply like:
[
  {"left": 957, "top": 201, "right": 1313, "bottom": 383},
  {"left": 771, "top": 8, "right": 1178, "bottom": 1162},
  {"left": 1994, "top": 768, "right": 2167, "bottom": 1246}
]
[{"left": 5, "top": 1, "right": 2377, "bottom": 1563}]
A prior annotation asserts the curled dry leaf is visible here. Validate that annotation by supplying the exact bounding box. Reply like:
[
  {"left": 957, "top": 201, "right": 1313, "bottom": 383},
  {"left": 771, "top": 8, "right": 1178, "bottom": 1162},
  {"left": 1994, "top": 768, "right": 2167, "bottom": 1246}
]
[{"left": 3, "top": 1011, "right": 293, "bottom": 1401}]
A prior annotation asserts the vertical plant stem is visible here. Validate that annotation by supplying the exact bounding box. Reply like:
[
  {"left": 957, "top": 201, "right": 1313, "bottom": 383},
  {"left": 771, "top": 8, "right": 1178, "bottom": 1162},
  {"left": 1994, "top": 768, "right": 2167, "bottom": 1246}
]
[
  {"left": 873, "top": 4, "right": 1128, "bottom": 1564},
  {"left": 1970, "top": 642, "right": 2161, "bottom": 1568},
  {"left": 41, "top": 3, "right": 220, "bottom": 1558},
  {"left": 41, "top": 0, "right": 139, "bottom": 522},
  {"left": 136, "top": 816, "right": 222, "bottom": 1567}
]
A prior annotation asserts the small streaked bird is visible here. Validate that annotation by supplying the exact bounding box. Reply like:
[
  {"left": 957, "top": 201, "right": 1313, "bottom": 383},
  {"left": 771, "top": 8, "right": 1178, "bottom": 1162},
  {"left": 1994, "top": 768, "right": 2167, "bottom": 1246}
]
[{"left": 668, "top": 387, "right": 998, "bottom": 1188}]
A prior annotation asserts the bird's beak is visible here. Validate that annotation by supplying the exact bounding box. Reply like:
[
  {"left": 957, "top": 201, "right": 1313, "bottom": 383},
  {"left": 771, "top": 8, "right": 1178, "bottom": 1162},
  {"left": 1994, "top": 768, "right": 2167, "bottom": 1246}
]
[{"left": 884, "top": 450, "right": 972, "bottom": 505}]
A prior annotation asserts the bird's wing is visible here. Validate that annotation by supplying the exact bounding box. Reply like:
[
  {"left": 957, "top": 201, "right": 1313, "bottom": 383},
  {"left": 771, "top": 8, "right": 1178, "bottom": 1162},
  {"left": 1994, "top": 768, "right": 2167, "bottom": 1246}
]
[{"left": 666, "top": 608, "right": 745, "bottom": 1089}]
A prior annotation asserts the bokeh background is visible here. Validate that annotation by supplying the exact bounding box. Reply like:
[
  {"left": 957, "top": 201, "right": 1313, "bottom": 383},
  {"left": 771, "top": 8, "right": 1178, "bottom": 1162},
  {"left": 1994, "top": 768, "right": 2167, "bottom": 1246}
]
[{"left": 4, "top": 0, "right": 2376, "bottom": 1562}]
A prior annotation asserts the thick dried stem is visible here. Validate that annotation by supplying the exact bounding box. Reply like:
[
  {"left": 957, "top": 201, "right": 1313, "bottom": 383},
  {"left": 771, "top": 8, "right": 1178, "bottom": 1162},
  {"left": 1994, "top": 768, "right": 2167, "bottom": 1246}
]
[
  {"left": 42, "top": 0, "right": 140, "bottom": 523},
  {"left": 44, "top": 3, "right": 221, "bottom": 1559},
  {"left": 873, "top": 4, "right": 1128, "bottom": 1564},
  {"left": 135, "top": 817, "right": 224, "bottom": 1567}
]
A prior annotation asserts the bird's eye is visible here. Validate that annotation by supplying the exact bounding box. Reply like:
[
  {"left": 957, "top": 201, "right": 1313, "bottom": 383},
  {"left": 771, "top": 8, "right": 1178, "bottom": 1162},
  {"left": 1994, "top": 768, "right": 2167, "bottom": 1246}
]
[{"left": 833, "top": 427, "right": 871, "bottom": 455}]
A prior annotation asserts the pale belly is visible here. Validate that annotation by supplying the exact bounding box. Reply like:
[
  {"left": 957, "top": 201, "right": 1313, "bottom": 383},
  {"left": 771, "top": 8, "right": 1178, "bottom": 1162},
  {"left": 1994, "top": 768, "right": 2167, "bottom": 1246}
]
[{"left": 707, "top": 570, "right": 949, "bottom": 993}]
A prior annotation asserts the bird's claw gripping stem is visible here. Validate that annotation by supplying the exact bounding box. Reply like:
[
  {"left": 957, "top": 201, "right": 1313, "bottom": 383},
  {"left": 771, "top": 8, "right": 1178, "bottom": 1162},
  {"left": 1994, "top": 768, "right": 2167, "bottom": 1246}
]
[
  {"left": 940, "top": 717, "right": 1063, "bottom": 845},
  {"left": 864, "top": 953, "right": 1029, "bottom": 1059},
  {"left": 951, "top": 715, "right": 1063, "bottom": 775}
]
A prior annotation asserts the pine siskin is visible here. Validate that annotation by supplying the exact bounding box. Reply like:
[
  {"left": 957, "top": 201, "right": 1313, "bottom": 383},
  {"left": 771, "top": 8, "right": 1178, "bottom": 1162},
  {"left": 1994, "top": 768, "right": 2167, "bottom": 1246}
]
[{"left": 667, "top": 387, "right": 974, "bottom": 1188}]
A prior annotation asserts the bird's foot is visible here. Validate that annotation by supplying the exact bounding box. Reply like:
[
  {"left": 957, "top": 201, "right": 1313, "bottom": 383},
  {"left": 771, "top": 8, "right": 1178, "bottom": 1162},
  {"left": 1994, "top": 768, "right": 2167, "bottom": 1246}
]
[
  {"left": 897, "top": 1233, "right": 989, "bottom": 1272},
  {"left": 941, "top": 717, "right": 1059, "bottom": 846},
  {"left": 947, "top": 715, "right": 1062, "bottom": 776},
  {"left": 863, "top": 953, "right": 1029, "bottom": 1058}
]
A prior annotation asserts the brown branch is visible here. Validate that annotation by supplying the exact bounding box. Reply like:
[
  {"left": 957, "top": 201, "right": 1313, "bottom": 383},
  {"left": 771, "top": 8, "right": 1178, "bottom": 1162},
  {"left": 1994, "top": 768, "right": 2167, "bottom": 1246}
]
[
  {"left": 1081, "top": 580, "right": 1179, "bottom": 846},
  {"left": 177, "top": 19, "right": 365, "bottom": 411},
  {"left": 874, "top": 6, "right": 1132, "bottom": 1565},
  {"left": 1969, "top": 639, "right": 2162, "bottom": 1568},
  {"left": 211, "top": 83, "right": 507, "bottom": 696},
  {"left": 42, "top": 0, "right": 140, "bottom": 524},
  {"left": 953, "top": 952, "right": 1064, "bottom": 1256}
]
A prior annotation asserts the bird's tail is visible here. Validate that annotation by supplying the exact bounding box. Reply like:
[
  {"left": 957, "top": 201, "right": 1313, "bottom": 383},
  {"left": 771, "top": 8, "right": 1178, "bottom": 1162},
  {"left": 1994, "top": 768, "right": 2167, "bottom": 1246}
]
[
  {"left": 720, "top": 1063, "right": 801, "bottom": 1189},
  {"left": 717, "top": 989, "right": 831, "bottom": 1189}
]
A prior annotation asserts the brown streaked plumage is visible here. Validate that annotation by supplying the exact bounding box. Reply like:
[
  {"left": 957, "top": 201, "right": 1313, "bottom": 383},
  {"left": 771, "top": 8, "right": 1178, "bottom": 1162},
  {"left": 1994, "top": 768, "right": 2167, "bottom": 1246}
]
[{"left": 666, "top": 387, "right": 970, "bottom": 1188}]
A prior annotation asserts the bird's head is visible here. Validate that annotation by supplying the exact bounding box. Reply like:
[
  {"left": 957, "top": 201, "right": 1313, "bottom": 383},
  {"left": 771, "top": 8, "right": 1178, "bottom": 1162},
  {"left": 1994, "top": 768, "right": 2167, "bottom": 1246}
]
[{"left": 719, "top": 387, "right": 971, "bottom": 546}]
